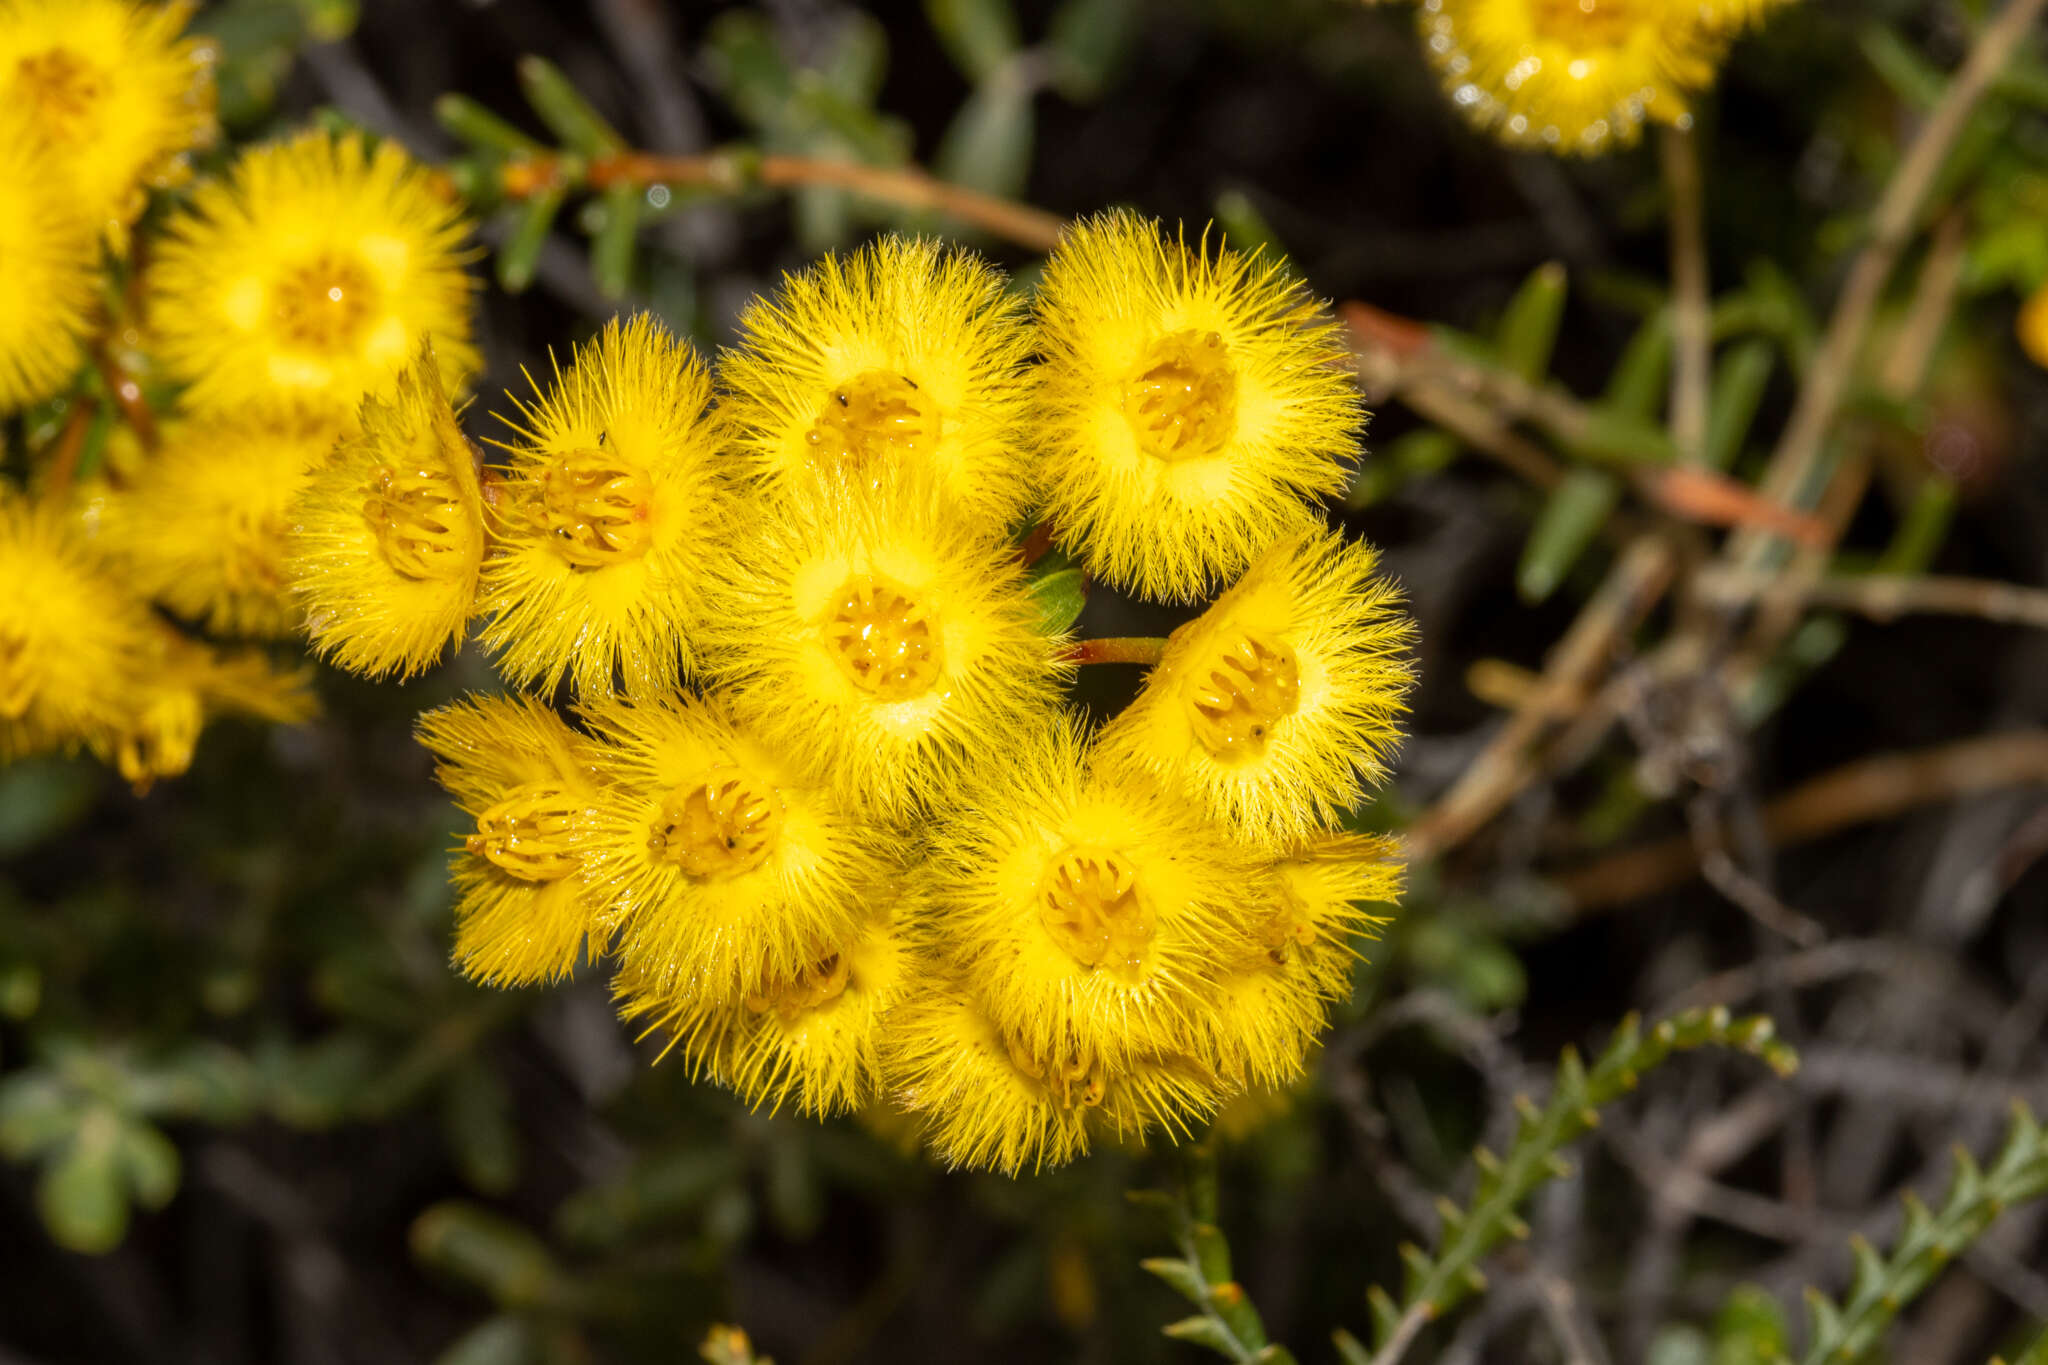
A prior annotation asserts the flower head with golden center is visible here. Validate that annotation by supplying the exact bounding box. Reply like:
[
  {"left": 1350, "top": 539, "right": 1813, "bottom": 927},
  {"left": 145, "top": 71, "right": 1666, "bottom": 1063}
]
[
  {"left": 0, "top": 0, "right": 215, "bottom": 243},
  {"left": 417, "top": 694, "right": 609, "bottom": 987},
  {"left": 579, "top": 692, "right": 886, "bottom": 1007},
  {"left": 0, "top": 491, "right": 152, "bottom": 762},
  {"left": 110, "top": 417, "right": 340, "bottom": 638},
  {"left": 922, "top": 713, "right": 1275, "bottom": 1071},
  {"left": 702, "top": 469, "right": 1064, "bottom": 818},
  {"left": 147, "top": 130, "right": 477, "bottom": 423},
  {"left": 0, "top": 111, "right": 98, "bottom": 412},
  {"left": 619, "top": 909, "right": 910, "bottom": 1118},
  {"left": 477, "top": 314, "right": 725, "bottom": 700},
  {"left": 884, "top": 985, "right": 1225, "bottom": 1174},
  {"left": 1101, "top": 529, "right": 1413, "bottom": 845},
  {"left": 288, "top": 344, "right": 486, "bottom": 680},
  {"left": 1032, "top": 210, "right": 1362, "bottom": 602},
  {"left": 721, "top": 235, "right": 1038, "bottom": 525},
  {"left": 1416, "top": 0, "right": 1730, "bottom": 156}
]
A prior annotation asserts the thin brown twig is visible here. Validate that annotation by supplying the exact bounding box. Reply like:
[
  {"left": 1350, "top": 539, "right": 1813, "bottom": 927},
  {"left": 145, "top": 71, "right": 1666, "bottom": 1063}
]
[
  {"left": 95, "top": 345, "right": 157, "bottom": 452},
  {"left": 40, "top": 400, "right": 93, "bottom": 501},
  {"left": 1555, "top": 730, "right": 2048, "bottom": 910},
  {"left": 1661, "top": 124, "right": 1710, "bottom": 464},
  {"left": 1697, "top": 569, "right": 2048, "bottom": 631},
  {"left": 1730, "top": 0, "right": 2048, "bottom": 567},
  {"left": 500, "top": 149, "right": 1064, "bottom": 252}
]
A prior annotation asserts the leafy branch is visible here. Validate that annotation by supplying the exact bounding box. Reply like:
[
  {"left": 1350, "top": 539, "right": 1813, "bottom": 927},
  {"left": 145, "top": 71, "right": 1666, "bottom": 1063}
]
[
  {"left": 1343, "top": 1007, "right": 1798, "bottom": 1365},
  {"left": 1132, "top": 1145, "right": 1298, "bottom": 1364},
  {"left": 1788, "top": 1103, "right": 2048, "bottom": 1365}
]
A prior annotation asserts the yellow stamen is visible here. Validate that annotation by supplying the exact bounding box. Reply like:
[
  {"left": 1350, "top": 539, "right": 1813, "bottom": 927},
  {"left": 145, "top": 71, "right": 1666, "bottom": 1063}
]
[
  {"left": 365, "top": 465, "right": 473, "bottom": 580},
  {"left": 1184, "top": 629, "right": 1300, "bottom": 760},
  {"left": 537, "top": 446, "right": 655, "bottom": 568},
  {"left": 649, "top": 767, "right": 784, "bottom": 879},
  {"left": 272, "top": 252, "right": 380, "bottom": 352},
  {"left": 745, "top": 951, "right": 851, "bottom": 1021},
  {"left": 1531, "top": 0, "right": 1638, "bottom": 45},
  {"left": 15, "top": 48, "right": 104, "bottom": 142},
  {"left": 1038, "top": 847, "right": 1155, "bottom": 979},
  {"left": 1005, "top": 1033, "right": 1106, "bottom": 1110},
  {"left": 821, "top": 574, "right": 943, "bottom": 701},
  {"left": 806, "top": 370, "right": 942, "bottom": 465},
  {"left": 466, "top": 782, "right": 589, "bottom": 881},
  {"left": 1121, "top": 329, "right": 1238, "bottom": 462}
]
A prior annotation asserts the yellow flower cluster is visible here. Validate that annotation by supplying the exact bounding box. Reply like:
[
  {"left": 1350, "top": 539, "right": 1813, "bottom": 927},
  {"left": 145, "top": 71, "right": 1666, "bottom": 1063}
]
[
  {"left": 0, "top": 1, "right": 354, "bottom": 788},
  {"left": 1414, "top": 0, "right": 1794, "bottom": 155},
  {"left": 288, "top": 217, "right": 1409, "bottom": 1173}
]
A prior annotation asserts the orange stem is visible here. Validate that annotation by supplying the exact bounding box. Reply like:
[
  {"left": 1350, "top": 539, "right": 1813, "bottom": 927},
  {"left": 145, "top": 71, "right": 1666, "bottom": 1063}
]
[
  {"left": 1067, "top": 637, "right": 1167, "bottom": 666},
  {"left": 499, "top": 150, "right": 1064, "bottom": 253},
  {"left": 95, "top": 346, "right": 157, "bottom": 453}
]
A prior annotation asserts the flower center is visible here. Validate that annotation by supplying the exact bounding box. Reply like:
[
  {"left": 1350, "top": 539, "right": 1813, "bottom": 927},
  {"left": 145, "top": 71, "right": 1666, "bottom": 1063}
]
[
  {"left": 0, "top": 627, "right": 34, "bottom": 720},
  {"left": 365, "top": 464, "right": 475, "bottom": 580},
  {"left": 272, "top": 252, "right": 381, "bottom": 352},
  {"left": 15, "top": 48, "right": 104, "bottom": 143},
  {"left": 745, "top": 951, "right": 851, "bottom": 1021},
  {"left": 1005, "top": 1033, "right": 1105, "bottom": 1111},
  {"left": 116, "top": 690, "right": 201, "bottom": 795},
  {"left": 821, "top": 574, "right": 943, "bottom": 701},
  {"left": 537, "top": 446, "right": 655, "bottom": 568},
  {"left": 1184, "top": 628, "right": 1301, "bottom": 761},
  {"left": 1038, "top": 847, "right": 1154, "bottom": 977},
  {"left": 1529, "top": 0, "right": 1639, "bottom": 47},
  {"left": 649, "top": 767, "right": 784, "bottom": 879},
  {"left": 465, "top": 782, "right": 589, "bottom": 882},
  {"left": 806, "top": 371, "right": 942, "bottom": 465},
  {"left": 1122, "top": 329, "right": 1238, "bottom": 462}
]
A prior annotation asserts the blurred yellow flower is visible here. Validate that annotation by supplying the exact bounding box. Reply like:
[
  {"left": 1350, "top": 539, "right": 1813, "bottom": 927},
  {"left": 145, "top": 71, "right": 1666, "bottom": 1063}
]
[
  {"left": 2018, "top": 281, "right": 2048, "bottom": 371},
  {"left": 112, "top": 417, "right": 340, "bottom": 637},
  {"left": 1033, "top": 210, "right": 1361, "bottom": 602},
  {"left": 0, "top": 112, "right": 99, "bottom": 412},
  {"left": 1417, "top": 0, "right": 1727, "bottom": 155},
  {"left": 0, "top": 0, "right": 215, "bottom": 243},
  {"left": 477, "top": 314, "right": 724, "bottom": 700},
  {"left": 0, "top": 492, "right": 152, "bottom": 761},
  {"left": 288, "top": 344, "right": 484, "bottom": 680},
  {"left": 147, "top": 129, "right": 478, "bottom": 423},
  {"left": 721, "top": 236, "right": 1039, "bottom": 525},
  {"left": 96, "top": 623, "right": 316, "bottom": 794}
]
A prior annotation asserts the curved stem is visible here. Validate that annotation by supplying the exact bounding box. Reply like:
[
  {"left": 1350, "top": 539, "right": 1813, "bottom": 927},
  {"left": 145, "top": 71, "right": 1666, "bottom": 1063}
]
[{"left": 500, "top": 148, "right": 1063, "bottom": 252}]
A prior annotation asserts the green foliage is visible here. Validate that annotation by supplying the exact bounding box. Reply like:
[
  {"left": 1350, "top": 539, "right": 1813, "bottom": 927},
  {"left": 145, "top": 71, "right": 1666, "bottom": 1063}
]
[
  {"left": 1360, "top": 1009, "right": 1797, "bottom": 1357},
  {"left": 1787, "top": 1105, "right": 2048, "bottom": 1365},
  {"left": 1132, "top": 1146, "right": 1298, "bottom": 1365}
]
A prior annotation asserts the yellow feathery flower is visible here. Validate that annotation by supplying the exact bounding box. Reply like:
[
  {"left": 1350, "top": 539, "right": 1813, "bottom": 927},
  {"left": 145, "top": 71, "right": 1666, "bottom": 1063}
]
[
  {"left": 96, "top": 624, "right": 316, "bottom": 793},
  {"left": 288, "top": 344, "right": 484, "bottom": 679},
  {"left": 1416, "top": 0, "right": 1728, "bottom": 156},
  {"left": 703, "top": 470, "right": 1065, "bottom": 817},
  {"left": 111, "top": 417, "right": 339, "bottom": 638},
  {"left": 416, "top": 694, "right": 609, "bottom": 987},
  {"left": 1099, "top": 530, "right": 1413, "bottom": 845},
  {"left": 720, "top": 236, "right": 1039, "bottom": 525},
  {"left": 923, "top": 713, "right": 1268, "bottom": 1070},
  {"left": 1693, "top": 0, "right": 1795, "bottom": 32},
  {"left": 621, "top": 910, "right": 910, "bottom": 1118},
  {"left": 1196, "top": 835, "right": 1400, "bottom": 1088},
  {"left": 578, "top": 692, "right": 887, "bottom": 1004},
  {"left": 0, "top": 113, "right": 98, "bottom": 412},
  {"left": 477, "top": 314, "right": 724, "bottom": 699},
  {"left": 1032, "top": 210, "right": 1362, "bottom": 602},
  {"left": 0, "top": 491, "right": 151, "bottom": 761},
  {"left": 0, "top": 0, "right": 215, "bottom": 243},
  {"left": 147, "top": 129, "right": 478, "bottom": 423},
  {"left": 886, "top": 984, "right": 1222, "bottom": 1174}
]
